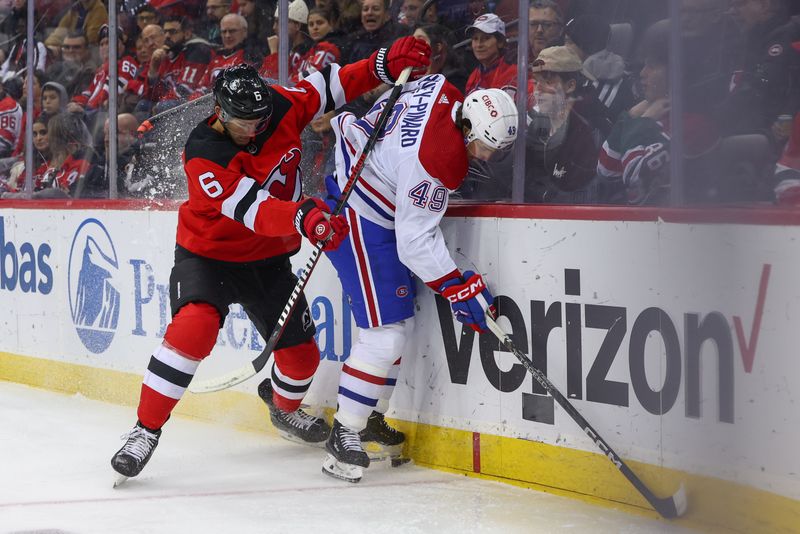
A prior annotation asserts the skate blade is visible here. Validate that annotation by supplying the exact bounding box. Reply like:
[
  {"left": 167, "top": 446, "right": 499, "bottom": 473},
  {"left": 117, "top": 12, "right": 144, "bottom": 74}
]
[
  {"left": 276, "top": 429, "right": 327, "bottom": 449},
  {"left": 363, "top": 442, "right": 403, "bottom": 462},
  {"left": 113, "top": 474, "right": 129, "bottom": 488},
  {"left": 322, "top": 454, "right": 363, "bottom": 483}
]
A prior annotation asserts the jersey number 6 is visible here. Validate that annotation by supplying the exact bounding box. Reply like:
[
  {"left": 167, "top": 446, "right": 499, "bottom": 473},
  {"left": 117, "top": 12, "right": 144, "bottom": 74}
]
[{"left": 199, "top": 171, "right": 223, "bottom": 198}]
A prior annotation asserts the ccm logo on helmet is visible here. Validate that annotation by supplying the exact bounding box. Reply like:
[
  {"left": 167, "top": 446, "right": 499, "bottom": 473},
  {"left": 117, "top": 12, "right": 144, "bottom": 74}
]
[
  {"left": 446, "top": 277, "right": 486, "bottom": 303},
  {"left": 482, "top": 94, "right": 498, "bottom": 117}
]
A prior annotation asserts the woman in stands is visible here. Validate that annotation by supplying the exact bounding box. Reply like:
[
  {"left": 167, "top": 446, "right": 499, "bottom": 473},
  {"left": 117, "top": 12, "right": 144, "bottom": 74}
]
[{"left": 464, "top": 14, "right": 517, "bottom": 98}]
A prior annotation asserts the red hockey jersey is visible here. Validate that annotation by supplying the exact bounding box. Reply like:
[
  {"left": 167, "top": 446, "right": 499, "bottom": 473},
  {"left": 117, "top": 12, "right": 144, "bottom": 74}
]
[
  {"left": 145, "top": 41, "right": 213, "bottom": 102},
  {"left": 295, "top": 41, "right": 342, "bottom": 82},
  {"left": 178, "top": 59, "right": 381, "bottom": 262},
  {"left": 72, "top": 56, "right": 139, "bottom": 110}
]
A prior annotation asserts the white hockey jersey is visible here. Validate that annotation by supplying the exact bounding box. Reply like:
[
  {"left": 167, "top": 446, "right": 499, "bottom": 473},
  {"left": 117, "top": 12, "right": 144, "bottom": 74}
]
[{"left": 332, "top": 74, "right": 468, "bottom": 286}]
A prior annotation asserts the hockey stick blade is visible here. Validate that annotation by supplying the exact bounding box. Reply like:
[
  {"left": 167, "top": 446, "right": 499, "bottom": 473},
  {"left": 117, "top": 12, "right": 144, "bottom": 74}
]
[
  {"left": 188, "top": 360, "right": 258, "bottom": 393},
  {"left": 190, "top": 68, "right": 414, "bottom": 394},
  {"left": 484, "top": 316, "right": 688, "bottom": 519}
]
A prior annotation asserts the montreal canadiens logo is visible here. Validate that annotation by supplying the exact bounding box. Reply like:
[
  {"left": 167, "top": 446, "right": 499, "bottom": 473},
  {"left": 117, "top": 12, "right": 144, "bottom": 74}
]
[
  {"left": 68, "top": 218, "right": 121, "bottom": 354},
  {"left": 396, "top": 285, "right": 409, "bottom": 297}
]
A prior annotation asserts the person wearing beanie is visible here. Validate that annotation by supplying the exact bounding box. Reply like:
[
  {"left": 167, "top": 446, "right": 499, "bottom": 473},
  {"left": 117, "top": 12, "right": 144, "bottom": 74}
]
[{"left": 260, "top": 0, "right": 314, "bottom": 81}]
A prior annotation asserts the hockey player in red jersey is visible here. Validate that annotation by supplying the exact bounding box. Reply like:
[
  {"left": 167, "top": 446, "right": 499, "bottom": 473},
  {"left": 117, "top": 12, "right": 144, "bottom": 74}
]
[{"left": 110, "top": 36, "right": 431, "bottom": 483}]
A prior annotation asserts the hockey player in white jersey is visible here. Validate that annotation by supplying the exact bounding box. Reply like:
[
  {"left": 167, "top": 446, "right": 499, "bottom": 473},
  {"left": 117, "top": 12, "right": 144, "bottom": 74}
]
[{"left": 321, "top": 76, "right": 518, "bottom": 482}]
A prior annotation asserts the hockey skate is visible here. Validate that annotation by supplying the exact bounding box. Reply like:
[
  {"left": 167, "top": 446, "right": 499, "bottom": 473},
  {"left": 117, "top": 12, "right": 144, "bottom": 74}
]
[
  {"left": 322, "top": 420, "right": 370, "bottom": 483},
  {"left": 258, "top": 379, "right": 331, "bottom": 446},
  {"left": 111, "top": 421, "right": 162, "bottom": 487},
  {"left": 359, "top": 411, "right": 409, "bottom": 466}
]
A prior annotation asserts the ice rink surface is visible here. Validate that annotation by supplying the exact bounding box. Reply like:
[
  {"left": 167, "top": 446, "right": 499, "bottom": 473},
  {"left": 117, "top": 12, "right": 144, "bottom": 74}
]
[{"left": 0, "top": 382, "right": 695, "bottom": 534}]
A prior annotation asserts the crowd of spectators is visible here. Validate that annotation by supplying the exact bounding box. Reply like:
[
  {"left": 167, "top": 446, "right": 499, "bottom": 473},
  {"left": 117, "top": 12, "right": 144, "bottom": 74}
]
[{"left": 0, "top": 0, "right": 797, "bottom": 205}]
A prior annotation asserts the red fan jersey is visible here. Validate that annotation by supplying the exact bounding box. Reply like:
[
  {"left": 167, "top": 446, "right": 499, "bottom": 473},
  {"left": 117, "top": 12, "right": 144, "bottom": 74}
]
[
  {"left": 145, "top": 41, "right": 214, "bottom": 102},
  {"left": 72, "top": 56, "right": 139, "bottom": 110},
  {"left": 178, "top": 59, "right": 381, "bottom": 262},
  {"left": 193, "top": 46, "right": 260, "bottom": 97},
  {"left": 296, "top": 41, "right": 342, "bottom": 82},
  {"left": 465, "top": 57, "right": 518, "bottom": 99}
]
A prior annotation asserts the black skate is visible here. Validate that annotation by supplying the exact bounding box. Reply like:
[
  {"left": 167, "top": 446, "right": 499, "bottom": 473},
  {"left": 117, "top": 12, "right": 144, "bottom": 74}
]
[
  {"left": 258, "top": 379, "right": 330, "bottom": 446},
  {"left": 359, "top": 411, "right": 407, "bottom": 465},
  {"left": 111, "top": 421, "right": 162, "bottom": 487},
  {"left": 322, "top": 420, "right": 370, "bottom": 483}
]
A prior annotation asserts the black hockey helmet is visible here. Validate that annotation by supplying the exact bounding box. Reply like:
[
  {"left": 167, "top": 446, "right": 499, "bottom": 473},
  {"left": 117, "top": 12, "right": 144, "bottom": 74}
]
[{"left": 214, "top": 64, "right": 273, "bottom": 122}]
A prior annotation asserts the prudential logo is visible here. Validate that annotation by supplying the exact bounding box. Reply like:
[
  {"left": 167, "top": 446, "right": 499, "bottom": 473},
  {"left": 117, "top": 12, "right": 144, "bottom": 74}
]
[{"left": 68, "top": 218, "right": 121, "bottom": 354}]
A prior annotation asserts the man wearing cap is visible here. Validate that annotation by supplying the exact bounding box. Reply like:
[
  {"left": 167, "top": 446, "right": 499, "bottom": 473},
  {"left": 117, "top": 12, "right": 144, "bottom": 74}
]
[
  {"left": 68, "top": 25, "right": 140, "bottom": 113},
  {"left": 260, "top": 0, "right": 313, "bottom": 81},
  {"left": 465, "top": 13, "right": 517, "bottom": 98},
  {"left": 524, "top": 45, "right": 602, "bottom": 203}
]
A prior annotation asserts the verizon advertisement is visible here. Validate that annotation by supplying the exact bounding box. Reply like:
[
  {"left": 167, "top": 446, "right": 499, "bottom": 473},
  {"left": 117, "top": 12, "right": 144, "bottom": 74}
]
[{"left": 0, "top": 208, "right": 797, "bottom": 502}]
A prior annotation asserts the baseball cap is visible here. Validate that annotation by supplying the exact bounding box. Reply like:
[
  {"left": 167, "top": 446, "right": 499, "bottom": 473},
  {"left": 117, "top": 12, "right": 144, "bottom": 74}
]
[
  {"left": 275, "top": 0, "right": 309, "bottom": 24},
  {"left": 530, "top": 45, "right": 596, "bottom": 81},
  {"left": 466, "top": 14, "right": 506, "bottom": 38}
]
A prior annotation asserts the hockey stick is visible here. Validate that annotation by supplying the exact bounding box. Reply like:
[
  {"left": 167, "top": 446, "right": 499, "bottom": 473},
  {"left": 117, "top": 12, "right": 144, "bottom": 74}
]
[
  {"left": 483, "top": 315, "right": 688, "bottom": 519},
  {"left": 189, "top": 67, "right": 414, "bottom": 394},
  {"left": 136, "top": 93, "right": 214, "bottom": 136}
]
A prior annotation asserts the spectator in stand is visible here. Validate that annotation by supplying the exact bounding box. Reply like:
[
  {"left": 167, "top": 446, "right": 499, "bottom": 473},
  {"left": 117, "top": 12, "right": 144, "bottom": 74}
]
[
  {"left": 45, "top": 0, "right": 108, "bottom": 46},
  {"left": 465, "top": 14, "right": 517, "bottom": 98},
  {"left": 261, "top": 0, "right": 312, "bottom": 81},
  {"left": 0, "top": 81, "right": 22, "bottom": 158},
  {"left": 398, "top": 0, "right": 437, "bottom": 27},
  {"left": 195, "top": 14, "right": 259, "bottom": 94},
  {"left": 203, "top": 0, "right": 232, "bottom": 46},
  {"left": 80, "top": 113, "right": 143, "bottom": 198},
  {"left": 12, "top": 70, "right": 47, "bottom": 158},
  {"left": 134, "top": 5, "right": 160, "bottom": 34},
  {"left": 135, "top": 33, "right": 152, "bottom": 65},
  {"left": 345, "top": 0, "right": 404, "bottom": 63},
  {"left": 1, "top": 117, "right": 51, "bottom": 195},
  {"left": 40, "top": 81, "right": 68, "bottom": 124},
  {"left": 296, "top": 6, "right": 347, "bottom": 80},
  {"left": 413, "top": 23, "right": 468, "bottom": 92},
  {"left": 4, "top": 112, "right": 96, "bottom": 198},
  {"left": 597, "top": 20, "right": 720, "bottom": 205},
  {"left": 238, "top": 0, "right": 272, "bottom": 55},
  {"left": 45, "top": 32, "right": 96, "bottom": 98},
  {"left": 564, "top": 15, "right": 635, "bottom": 124},
  {"left": 524, "top": 46, "right": 602, "bottom": 203},
  {"left": 68, "top": 25, "right": 140, "bottom": 115},
  {"left": 0, "top": 12, "right": 48, "bottom": 83},
  {"left": 773, "top": 112, "right": 800, "bottom": 205},
  {"left": 144, "top": 17, "right": 213, "bottom": 112},
  {"left": 529, "top": 0, "right": 565, "bottom": 60}
]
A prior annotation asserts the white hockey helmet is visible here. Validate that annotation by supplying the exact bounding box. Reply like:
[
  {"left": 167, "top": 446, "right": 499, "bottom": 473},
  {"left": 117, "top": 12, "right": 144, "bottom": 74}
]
[{"left": 461, "top": 89, "right": 518, "bottom": 151}]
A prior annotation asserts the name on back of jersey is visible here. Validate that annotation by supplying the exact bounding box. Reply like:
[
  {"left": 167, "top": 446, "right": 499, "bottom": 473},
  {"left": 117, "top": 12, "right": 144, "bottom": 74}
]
[{"left": 399, "top": 76, "right": 440, "bottom": 147}]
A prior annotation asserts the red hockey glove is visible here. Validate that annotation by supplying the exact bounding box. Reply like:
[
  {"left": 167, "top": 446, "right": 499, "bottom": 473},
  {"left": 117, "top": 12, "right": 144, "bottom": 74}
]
[
  {"left": 370, "top": 36, "right": 431, "bottom": 85},
  {"left": 436, "top": 271, "right": 496, "bottom": 333},
  {"left": 294, "top": 198, "right": 350, "bottom": 251}
]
